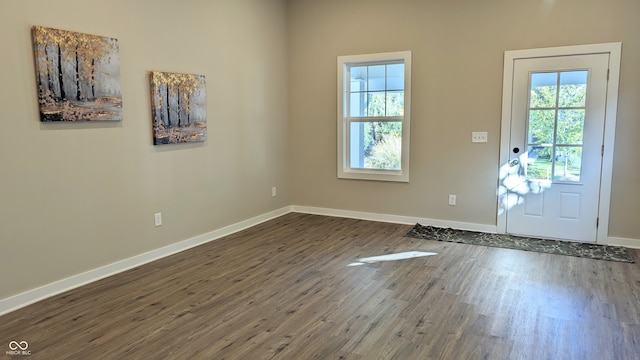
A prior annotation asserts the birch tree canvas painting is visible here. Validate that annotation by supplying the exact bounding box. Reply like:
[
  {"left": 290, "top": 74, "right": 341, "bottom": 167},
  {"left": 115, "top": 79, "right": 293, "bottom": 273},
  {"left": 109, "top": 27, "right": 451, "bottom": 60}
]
[
  {"left": 150, "top": 71, "right": 207, "bottom": 144},
  {"left": 32, "top": 26, "right": 122, "bottom": 121}
]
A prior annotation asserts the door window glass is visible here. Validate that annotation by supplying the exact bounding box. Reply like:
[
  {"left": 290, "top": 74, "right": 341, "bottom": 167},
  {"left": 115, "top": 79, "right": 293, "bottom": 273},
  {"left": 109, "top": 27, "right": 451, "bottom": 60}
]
[{"left": 526, "top": 71, "right": 587, "bottom": 182}]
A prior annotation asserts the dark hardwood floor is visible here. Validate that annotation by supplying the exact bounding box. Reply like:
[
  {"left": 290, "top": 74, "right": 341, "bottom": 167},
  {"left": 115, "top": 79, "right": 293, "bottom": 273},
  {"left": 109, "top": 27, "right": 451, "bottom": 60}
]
[{"left": 1, "top": 213, "right": 639, "bottom": 359}]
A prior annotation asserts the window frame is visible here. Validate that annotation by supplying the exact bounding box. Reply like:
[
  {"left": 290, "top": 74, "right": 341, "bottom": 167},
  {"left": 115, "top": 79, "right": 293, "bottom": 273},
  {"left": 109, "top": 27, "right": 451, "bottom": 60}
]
[{"left": 337, "top": 51, "right": 412, "bottom": 182}]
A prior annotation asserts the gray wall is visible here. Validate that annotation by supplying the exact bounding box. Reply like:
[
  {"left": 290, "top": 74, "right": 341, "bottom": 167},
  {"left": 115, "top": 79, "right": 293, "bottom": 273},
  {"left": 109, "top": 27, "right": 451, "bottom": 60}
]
[
  {"left": 0, "top": 0, "right": 290, "bottom": 300},
  {"left": 288, "top": 0, "right": 640, "bottom": 238},
  {"left": 2, "top": 0, "right": 639, "bottom": 304}
]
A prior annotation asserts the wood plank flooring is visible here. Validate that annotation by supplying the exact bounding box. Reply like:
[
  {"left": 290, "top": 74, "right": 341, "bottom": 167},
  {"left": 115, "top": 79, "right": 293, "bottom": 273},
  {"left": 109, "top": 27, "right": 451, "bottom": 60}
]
[{"left": 1, "top": 213, "right": 639, "bottom": 359}]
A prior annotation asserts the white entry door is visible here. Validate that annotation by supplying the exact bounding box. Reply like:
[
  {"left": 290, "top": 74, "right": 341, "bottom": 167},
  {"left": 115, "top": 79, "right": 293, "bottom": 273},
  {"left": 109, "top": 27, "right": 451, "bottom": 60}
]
[{"left": 502, "top": 53, "right": 610, "bottom": 243}]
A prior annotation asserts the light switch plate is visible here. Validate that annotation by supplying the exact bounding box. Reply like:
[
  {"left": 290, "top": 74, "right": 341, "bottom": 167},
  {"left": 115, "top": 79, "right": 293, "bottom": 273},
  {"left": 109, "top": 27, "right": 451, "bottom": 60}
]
[{"left": 472, "top": 132, "right": 488, "bottom": 143}]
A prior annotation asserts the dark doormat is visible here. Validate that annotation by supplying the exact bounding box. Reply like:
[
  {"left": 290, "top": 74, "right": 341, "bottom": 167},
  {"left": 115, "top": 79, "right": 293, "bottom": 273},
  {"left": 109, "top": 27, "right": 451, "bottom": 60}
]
[{"left": 405, "top": 224, "right": 634, "bottom": 263}]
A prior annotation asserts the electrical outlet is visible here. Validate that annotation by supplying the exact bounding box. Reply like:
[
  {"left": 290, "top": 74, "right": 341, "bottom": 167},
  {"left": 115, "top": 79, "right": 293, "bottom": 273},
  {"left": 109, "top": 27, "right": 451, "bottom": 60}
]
[
  {"left": 472, "top": 132, "right": 488, "bottom": 143},
  {"left": 448, "top": 194, "right": 456, "bottom": 206},
  {"left": 272, "top": 187, "right": 277, "bottom": 197},
  {"left": 154, "top": 212, "right": 162, "bottom": 227}
]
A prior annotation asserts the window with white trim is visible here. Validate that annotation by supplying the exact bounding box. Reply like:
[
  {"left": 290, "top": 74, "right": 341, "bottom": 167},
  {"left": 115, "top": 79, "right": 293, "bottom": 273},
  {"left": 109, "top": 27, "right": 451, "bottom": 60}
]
[{"left": 337, "top": 51, "right": 411, "bottom": 182}]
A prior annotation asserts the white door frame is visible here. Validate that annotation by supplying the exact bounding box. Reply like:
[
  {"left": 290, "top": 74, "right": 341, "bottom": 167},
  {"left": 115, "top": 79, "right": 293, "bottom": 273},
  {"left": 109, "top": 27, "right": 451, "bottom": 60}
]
[{"left": 498, "top": 42, "right": 622, "bottom": 244}]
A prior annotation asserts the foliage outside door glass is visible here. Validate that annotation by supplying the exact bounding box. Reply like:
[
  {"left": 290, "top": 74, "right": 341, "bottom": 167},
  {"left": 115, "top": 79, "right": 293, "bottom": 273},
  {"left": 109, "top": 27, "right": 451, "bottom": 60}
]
[{"left": 525, "top": 71, "right": 587, "bottom": 182}]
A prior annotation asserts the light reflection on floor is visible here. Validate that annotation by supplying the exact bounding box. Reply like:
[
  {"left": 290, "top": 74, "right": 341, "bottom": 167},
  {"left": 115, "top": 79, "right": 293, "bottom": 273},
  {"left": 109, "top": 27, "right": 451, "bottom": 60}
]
[{"left": 348, "top": 251, "right": 437, "bottom": 267}]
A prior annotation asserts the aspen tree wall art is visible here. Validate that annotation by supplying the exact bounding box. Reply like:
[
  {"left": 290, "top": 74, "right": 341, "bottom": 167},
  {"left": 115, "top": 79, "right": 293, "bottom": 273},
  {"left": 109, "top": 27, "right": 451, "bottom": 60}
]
[
  {"left": 150, "top": 71, "right": 207, "bottom": 144},
  {"left": 31, "top": 26, "right": 122, "bottom": 121}
]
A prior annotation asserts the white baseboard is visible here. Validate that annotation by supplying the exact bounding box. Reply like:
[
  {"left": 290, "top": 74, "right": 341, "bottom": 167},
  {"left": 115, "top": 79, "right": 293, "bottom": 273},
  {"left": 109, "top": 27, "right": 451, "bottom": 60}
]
[
  {"left": 291, "top": 206, "right": 640, "bottom": 250},
  {"left": 0, "top": 206, "right": 292, "bottom": 316},
  {"left": 3, "top": 205, "right": 635, "bottom": 316},
  {"left": 607, "top": 236, "right": 640, "bottom": 249},
  {"left": 290, "top": 205, "right": 498, "bottom": 233}
]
